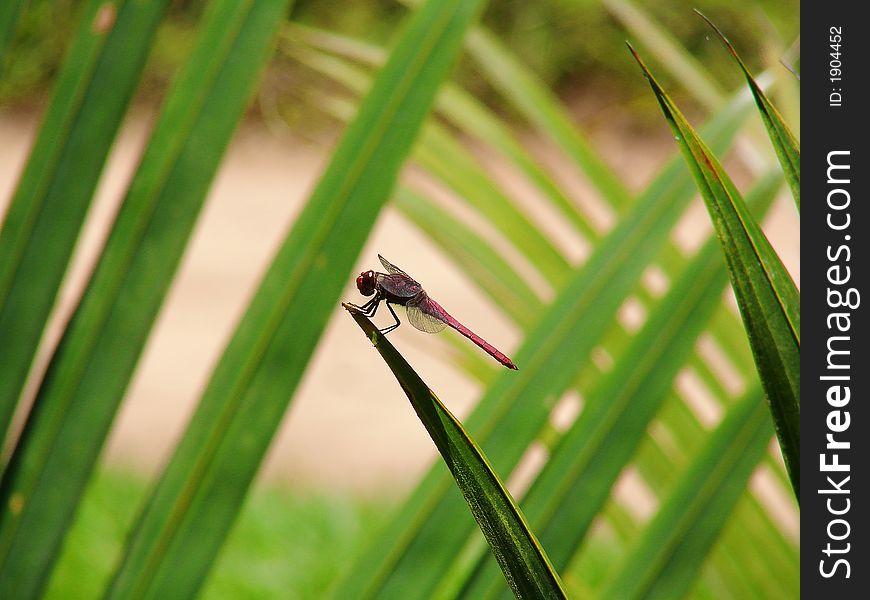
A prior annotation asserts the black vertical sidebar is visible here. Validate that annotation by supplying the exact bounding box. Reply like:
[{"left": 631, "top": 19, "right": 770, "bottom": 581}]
[{"left": 802, "top": 2, "right": 869, "bottom": 597}]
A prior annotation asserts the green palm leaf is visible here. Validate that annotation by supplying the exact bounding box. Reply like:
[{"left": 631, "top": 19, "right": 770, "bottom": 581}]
[
  {"left": 630, "top": 43, "right": 800, "bottom": 499},
  {"left": 697, "top": 10, "right": 801, "bottom": 210},
  {"left": 599, "top": 386, "right": 773, "bottom": 599},
  {"left": 0, "top": 2, "right": 291, "bottom": 597},
  {"left": 459, "top": 173, "right": 782, "bottom": 599},
  {"left": 345, "top": 306, "right": 568, "bottom": 600},
  {"left": 0, "top": 0, "right": 170, "bottom": 439},
  {"left": 0, "top": 0, "right": 26, "bottom": 69}
]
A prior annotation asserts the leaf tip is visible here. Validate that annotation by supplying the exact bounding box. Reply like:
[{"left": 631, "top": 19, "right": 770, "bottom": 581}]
[
  {"left": 695, "top": 10, "right": 741, "bottom": 63},
  {"left": 625, "top": 40, "right": 640, "bottom": 63},
  {"left": 625, "top": 42, "right": 651, "bottom": 81},
  {"left": 625, "top": 44, "right": 669, "bottom": 107},
  {"left": 779, "top": 57, "right": 801, "bottom": 81}
]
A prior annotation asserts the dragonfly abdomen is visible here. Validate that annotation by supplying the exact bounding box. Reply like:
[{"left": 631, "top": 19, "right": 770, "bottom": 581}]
[{"left": 439, "top": 309, "right": 518, "bottom": 370}]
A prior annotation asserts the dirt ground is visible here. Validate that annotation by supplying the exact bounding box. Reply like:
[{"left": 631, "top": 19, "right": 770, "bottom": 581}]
[{"left": 0, "top": 108, "right": 799, "bottom": 504}]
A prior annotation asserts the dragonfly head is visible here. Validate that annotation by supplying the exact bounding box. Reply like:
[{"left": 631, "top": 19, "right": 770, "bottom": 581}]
[{"left": 356, "top": 270, "right": 376, "bottom": 296}]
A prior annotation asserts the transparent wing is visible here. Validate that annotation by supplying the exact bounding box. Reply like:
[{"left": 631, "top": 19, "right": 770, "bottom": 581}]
[
  {"left": 406, "top": 300, "right": 447, "bottom": 334},
  {"left": 378, "top": 254, "right": 408, "bottom": 276}
]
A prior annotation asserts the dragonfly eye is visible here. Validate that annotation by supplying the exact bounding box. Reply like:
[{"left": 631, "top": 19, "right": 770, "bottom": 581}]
[{"left": 356, "top": 271, "right": 376, "bottom": 296}]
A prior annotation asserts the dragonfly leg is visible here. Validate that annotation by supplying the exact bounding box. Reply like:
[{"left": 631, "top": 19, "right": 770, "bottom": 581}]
[
  {"left": 347, "top": 295, "right": 381, "bottom": 317},
  {"left": 379, "top": 302, "right": 401, "bottom": 335}
]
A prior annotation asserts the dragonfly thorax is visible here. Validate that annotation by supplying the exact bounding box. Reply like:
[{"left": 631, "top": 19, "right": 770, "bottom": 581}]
[{"left": 356, "top": 270, "right": 377, "bottom": 296}]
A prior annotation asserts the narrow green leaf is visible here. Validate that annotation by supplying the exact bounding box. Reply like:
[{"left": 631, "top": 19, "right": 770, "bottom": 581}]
[
  {"left": 105, "top": 1, "right": 487, "bottom": 598},
  {"left": 344, "top": 306, "right": 568, "bottom": 600},
  {"left": 464, "top": 27, "right": 634, "bottom": 211},
  {"left": 604, "top": 0, "right": 727, "bottom": 111},
  {"left": 635, "top": 358, "right": 799, "bottom": 598},
  {"left": 296, "top": 54, "right": 571, "bottom": 288},
  {"left": 428, "top": 84, "right": 595, "bottom": 240},
  {"left": 697, "top": 10, "right": 801, "bottom": 210},
  {"left": 415, "top": 124, "right": 572, "bottom": 287},
  {"left": 396, "top": 0, "right": 633, "bottom": 212},
  {"left": 0, "top": 2, "right": 290, "bottom": 598},
  {"left": 599, "top": 387, "right": 773, "bottom": 600},
  {"left": 626, "top": 398, "right": 798, "bottom": 599},
  {"left": 455, "top": 173, "right": 782, "bottom": 600},
  {"left": 394, "top": 187, "right": 543, "bottom": 327},
  {"left": 629, "top": 44, "right": 799, "bottom": 499},
  {"left": 0, "top": 0, "right": 170, "bottom": 442},
  {"left": 286, "top": 26, "right": 595, "bottom": 239},
  {"left": 0, "top": 0, "right": 26, "bottom": 69}
]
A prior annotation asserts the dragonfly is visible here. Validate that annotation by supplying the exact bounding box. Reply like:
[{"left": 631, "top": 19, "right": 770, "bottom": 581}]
[{"left": 348, "top": 255, "right": 518, "bottom": 370}]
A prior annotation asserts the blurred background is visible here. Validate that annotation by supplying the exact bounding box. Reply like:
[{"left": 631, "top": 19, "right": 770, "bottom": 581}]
[{"left": 0, "top": 0, "right": 799, "bottom": 598}]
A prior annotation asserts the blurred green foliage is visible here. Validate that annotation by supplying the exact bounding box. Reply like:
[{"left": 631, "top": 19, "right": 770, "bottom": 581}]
[
  {"left": 0, "top": 1, "right": 798, "bottom": 596},
  {"left": 1, "top": 0, "right": 799, "bottom": 109},
  {"left": 45, "top": 468, "right": 387, "bottom": 600},
  {"left": 0, "top": 0, "right": 77, "bottom": 103}
]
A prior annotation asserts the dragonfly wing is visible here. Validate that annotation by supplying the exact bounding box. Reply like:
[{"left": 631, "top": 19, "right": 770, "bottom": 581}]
[
  {"left": 406, "top": 297, "right": 447, "bottom": 333},
  {"left": 378, "top": 254, "right": 408, "bottom": 276},
  {"left": 377, "top": 273, "right": 422, "bottom": 298}
]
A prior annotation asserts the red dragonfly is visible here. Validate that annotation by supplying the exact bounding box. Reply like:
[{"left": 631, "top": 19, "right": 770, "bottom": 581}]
[{"left": 349, "top": 255, "right": 518, "bottom": 370}]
